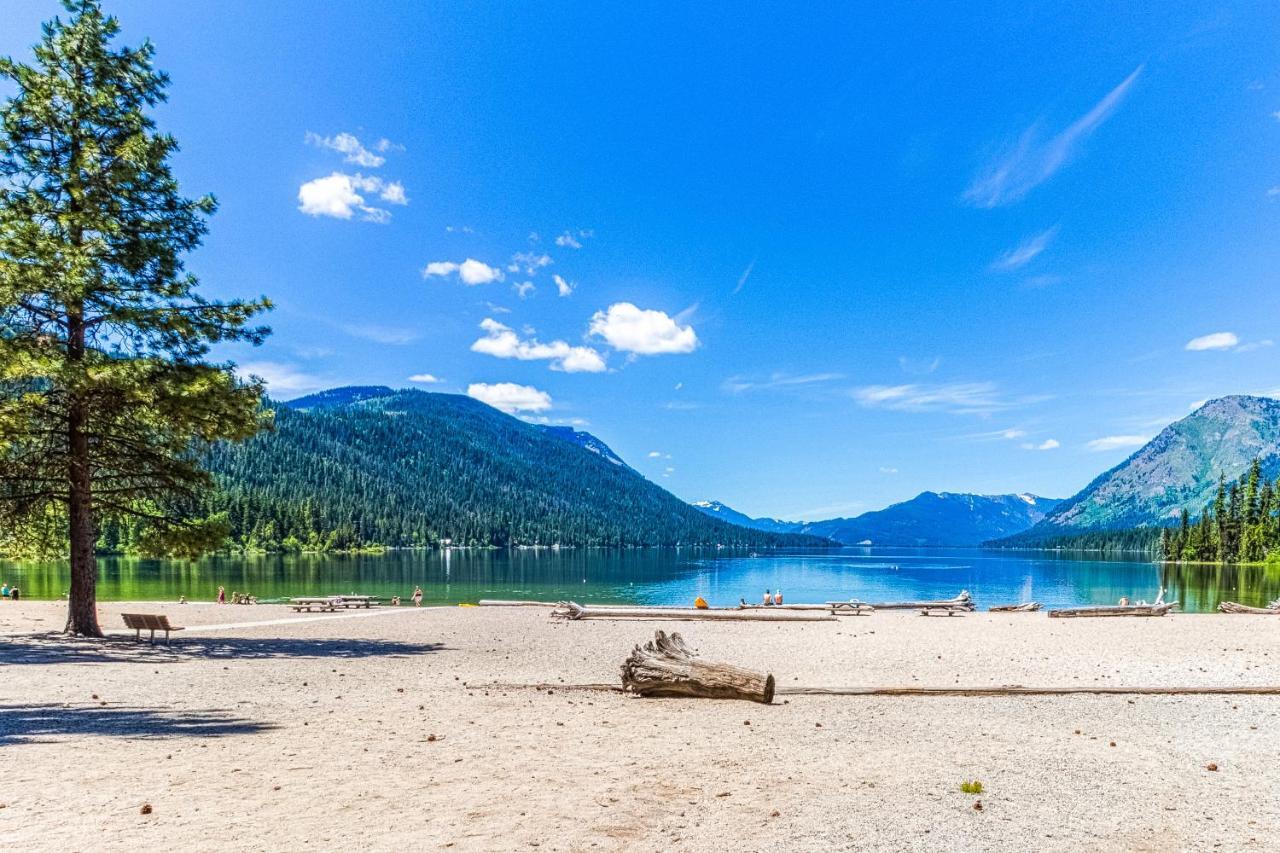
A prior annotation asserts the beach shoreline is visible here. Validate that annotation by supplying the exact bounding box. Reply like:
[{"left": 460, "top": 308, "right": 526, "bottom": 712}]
[{"left": 3, "top": 601, "right": 1278, "bottom": 851}]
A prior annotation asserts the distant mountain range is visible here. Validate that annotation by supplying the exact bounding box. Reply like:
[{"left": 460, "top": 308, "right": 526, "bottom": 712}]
[
  {"left": 693, "top": 492, "right": 1061, "bottom": 546},
  {"left": 1000, "top": 395, "right": 1280, "bottom": 545},
  {"left": 191, "top": 386, "right": 823, "bottom": 551}
]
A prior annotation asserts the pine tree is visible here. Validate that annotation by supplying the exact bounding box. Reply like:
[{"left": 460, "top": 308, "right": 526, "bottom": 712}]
[{"left": 0, "top": 1, "right": 271, "bottom": 635}]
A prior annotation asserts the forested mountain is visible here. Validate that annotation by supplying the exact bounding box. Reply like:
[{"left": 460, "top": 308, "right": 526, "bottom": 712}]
[
  {"left": 692, "top": 493, "right": 1060, "bottom": 546},
  {"left": 1000, "top": 396, "right": 1280, "bottom": 546},
  {"left": 95, "top": 387, "right": 826, "bottom": 552}
]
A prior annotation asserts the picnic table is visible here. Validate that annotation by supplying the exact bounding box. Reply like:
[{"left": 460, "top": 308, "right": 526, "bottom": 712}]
[
  {"left": 122, "top": 613, "right": 184, "bottom": 644},
  {"left": 289, "top": 595, "right": 379, "bottom": 612}
]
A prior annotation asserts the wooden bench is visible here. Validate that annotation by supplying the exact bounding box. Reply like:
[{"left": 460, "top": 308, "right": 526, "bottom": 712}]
[
  {"left": 122, "top": 613, "right": 184, "bottom": 644},
  {"left": 917, "top": 604, "right": 969, "bottom": 617}
]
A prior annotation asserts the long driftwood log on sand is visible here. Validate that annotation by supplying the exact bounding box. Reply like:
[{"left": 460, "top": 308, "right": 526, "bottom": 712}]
[
  {"left": 1218, "top": 601, "right": 1280, "bottom": 615},
  {"left": 620, "top": 630, "right": 775, "bottom": 703},
  {"left": 552, "top": 601, "right": 836, "bottom": 622},
  {"left": 1048, "top": 603, "right": 1177, "bottom": 618},
  {"left": 863, "top": 591, "right": 975, "bottom": 611},
  {"left": 989, "top": 602, "right": 1042, "bottom": 612}
]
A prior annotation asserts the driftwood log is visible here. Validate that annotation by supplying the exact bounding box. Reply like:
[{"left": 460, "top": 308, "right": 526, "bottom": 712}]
[
  {"left": 478, "top": 599, "right": 558, "bottom": 607},
  {"left": 1218, "top": 601, "right": 1280, "bottom": 615},
  {"left": 1048, "top": 603, "right": 1176, "bottom": 618},
  {"left": 620, "top": 630, "right": 775, "bottom": 703},
  {"left": 863, "top": 591, "right": 975, "bottom": 611},
  {"left": 989, "top": 602, "right": 1042, "bottom": 612},
  {"left": 552, "top": 601, "right": 835, "bottom": 622}
]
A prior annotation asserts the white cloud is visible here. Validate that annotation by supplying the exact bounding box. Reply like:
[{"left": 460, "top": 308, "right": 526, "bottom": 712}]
[
  {"left": 1000, "top": 428, "right": 1027, "bottom": 439},
  {"left": 470, "top": 318, "right": 606, "bottom": 373},
  {"left": 422, "top": 258, "right": 504, "bottom": 286},
  {"left": 555, "top": 231, "right": 582, "bottom": 249},
  {"left": 513, "top": 281, "right": 535, "bottom": 299},
  {"left": 340, "top": 323, "right": 419, "bottom": 345},
  {"left": 297, "top": 172, "right": 406, "bottom": 222},
  {"left": 239, "top": 361, "right": 328, "bottom": 397},
  {"left": 554, "top": 274, "right": 575, "bottom": 297},
  {"left": 1185, "top": 331, "right": 1239, "bottom": 351},
  {"left": 647, "top": 451, "right": 663, "bottom": 458},
  {"left": 445, "top": 225, "right": 474, "bottom": 234},
  {"left": 1021, "top": 438, "right": 1060, "bottom": 450},
  {"left": 588, "top": 303, "right": 698, "bottom": 355},
  {"left": 305, "top": 131, "right": 393, "bottom": 168},
  {"left": 467, "top": 382, "right": 552, "bottom": 414},
  {"left": 878, "top": 466, "right": 898, "bottom": 475},
  {"left": 408, "top": 373, "right": 444, "bottom": 384},
  {"left": 990, "top": 226, "right": 1059, "bottom": 271},
  {"left": 510, "top": 252, "right": 553, "bottom": 275},
  {"left": 1086, "top": 434, "right": 1150, "bottom": 452},
  {"left": 852, "top": 382, "right": 1039, "bottom": 414},
  {"left": 964, "top": 66, "right": 1143, "bottom": 207}
]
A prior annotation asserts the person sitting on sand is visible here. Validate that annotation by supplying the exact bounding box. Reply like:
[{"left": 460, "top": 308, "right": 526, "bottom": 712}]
[
  {"left": 217, "top": 586, "right": 226, "bottom": 604},
  {"left": 1118, "top": 596, "right": 1129, "bottom": 606},
  {"left": 9, "top": 587, "right": 18, "bottom": 601},
  {"left": 1, "top": 583, "right": 9, "bottom": 598},
  {"left": 391, "top": 595, "right": 401, "bottom": 606},
  {"left": 762, "top": 589, "right": 772, "bottom": 606},
  {"left": 774, "top": 589, "right": 784, "bottom": 605},
  {"left": 412, "top": 586, "right": 424, "bottom": 606},
  {"left": 178, "top": 595, "right": 187, "bottom": 604}
]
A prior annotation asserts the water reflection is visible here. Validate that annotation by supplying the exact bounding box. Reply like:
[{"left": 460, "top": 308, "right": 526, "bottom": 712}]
[{"left": 3, "top": 547, "right": 1278, "bottom": 613}]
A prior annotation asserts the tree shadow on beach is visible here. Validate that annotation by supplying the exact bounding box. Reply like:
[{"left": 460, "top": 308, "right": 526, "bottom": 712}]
[
  {"left": 0, "top": 633, "right": 450, "bottom": 666},
  {"left": 0, "top": 702, "right": 276, "bottom": 746}
]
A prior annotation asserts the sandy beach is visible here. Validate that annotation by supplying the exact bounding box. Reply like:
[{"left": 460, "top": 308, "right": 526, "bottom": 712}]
[{"left": 2, "top": 600, "right": 1279, "bottom": 852}]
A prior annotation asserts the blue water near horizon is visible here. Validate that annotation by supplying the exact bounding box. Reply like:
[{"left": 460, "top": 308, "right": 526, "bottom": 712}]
[{"left": 4, "top": 547, "right": 1277, "bottom": 613}]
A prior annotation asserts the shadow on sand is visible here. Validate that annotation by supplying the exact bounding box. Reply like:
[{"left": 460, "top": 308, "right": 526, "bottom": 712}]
[
  {"left": 0, "top": 633, "right": 450, "bottom": 666},
  {"left": 0, "top": 702, "right": 277, "bottom": 745}
]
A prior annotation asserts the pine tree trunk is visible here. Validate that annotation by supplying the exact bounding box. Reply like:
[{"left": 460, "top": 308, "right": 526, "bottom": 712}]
[{"left": 64, "top": 308, "right": 101, "bottom": 637}]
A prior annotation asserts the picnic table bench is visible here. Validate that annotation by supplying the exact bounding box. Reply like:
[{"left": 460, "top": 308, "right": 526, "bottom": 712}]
[
  {"left": 122, "top": 613, "right": 184, "bottom": 644},
  {"left": 826, "top": 601, "right": 875, "bottom": 615},
  {"left": 289, "top": 595, "right": 379, "bottom": 613}
]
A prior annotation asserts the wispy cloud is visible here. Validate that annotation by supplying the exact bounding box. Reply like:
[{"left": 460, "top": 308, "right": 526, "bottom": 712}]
[
  {"left": 723, "top": 372, "right": 843, "bottom": 394},
  {"left": 305, "top": 132, "right": 395, "bottom": 168},
  {"left": 990, "top": 226, "right": 1059, "bottom": 271},
  {"left": 553, "top": 274, "right": 575, "bottom": 298},
  {"left": 238, "top": 361, "right": 331, "bottom": 398},
  {"left": 878, "top": 466, "right": 898, "bottom": 475},
  {"left": 1021, "top": 438, "right": 1060, "bottom": 450},
  {"left": 897, "top": 356, "right": 941, "bottom": 376},
  {"left": 1086, "top": 434, "right": 1150, "bottom": 452},
  {"left": 340, "top": 323, "right": 420, "bottom": 345},
  {"left": 852, "top": 382, "right": 1044, "bottom": 414},
  {"left": 734, "top": 259, "right": 756, "bottom": 294},
  {"left": 964, "top": 66, "right": 1143, "bottom": 207},
  {"left": 508, "top": 252, "right": 553, "bottom": 276}
]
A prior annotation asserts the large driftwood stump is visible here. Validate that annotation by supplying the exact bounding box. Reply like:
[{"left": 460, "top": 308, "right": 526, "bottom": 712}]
[{"left": 620, "top": 630, "right": 775, "bottom": 704}]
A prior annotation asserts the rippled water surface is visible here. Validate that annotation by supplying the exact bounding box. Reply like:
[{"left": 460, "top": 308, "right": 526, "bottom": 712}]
[{"left": 4, "top": 547, "right": 1277, "bottom": 613}]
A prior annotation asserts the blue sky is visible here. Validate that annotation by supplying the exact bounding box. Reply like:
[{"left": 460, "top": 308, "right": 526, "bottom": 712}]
[{"left": 5, "top": 1, "right": 1279, "bottom": 519}]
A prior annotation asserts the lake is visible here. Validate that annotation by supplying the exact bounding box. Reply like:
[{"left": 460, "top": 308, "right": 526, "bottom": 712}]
[{"left": 3, "top": 547, "right": 1278, "bottom": 612}]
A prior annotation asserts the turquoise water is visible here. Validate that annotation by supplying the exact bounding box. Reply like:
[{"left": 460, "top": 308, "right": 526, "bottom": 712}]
[{"left": 3, "top": 548, "right": 1277, "bottom": 612}]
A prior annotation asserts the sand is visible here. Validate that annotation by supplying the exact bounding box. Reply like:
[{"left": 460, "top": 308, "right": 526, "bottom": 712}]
[{"left": 2, "top": 600, "right": 1279, "bottom": 852}]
